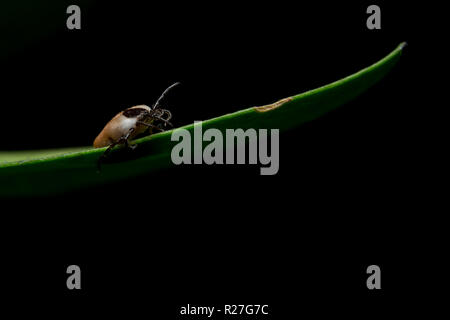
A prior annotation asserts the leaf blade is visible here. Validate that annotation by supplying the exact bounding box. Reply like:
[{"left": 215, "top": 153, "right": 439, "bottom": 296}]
[{"left": 0, "top": 43, "right": 405, "bottom": 196}]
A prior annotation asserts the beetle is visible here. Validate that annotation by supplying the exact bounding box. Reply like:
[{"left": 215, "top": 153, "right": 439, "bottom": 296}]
[{"left": 94, "top": 82, "right": 179, "bottom": 167}]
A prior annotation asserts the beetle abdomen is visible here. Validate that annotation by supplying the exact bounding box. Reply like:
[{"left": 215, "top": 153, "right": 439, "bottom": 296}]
[{"left": 93, "top": 106, "right": 150, "bottom": 148}]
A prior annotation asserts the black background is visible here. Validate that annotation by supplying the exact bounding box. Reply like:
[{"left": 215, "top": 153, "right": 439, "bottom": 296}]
[{"left": 0, "top": 1, "right": 441, "bottom": 318}]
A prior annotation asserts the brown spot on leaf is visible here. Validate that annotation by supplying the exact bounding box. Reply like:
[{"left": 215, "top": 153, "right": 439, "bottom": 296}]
[{"left": 254, "top": 97, "right": 293, "bottom": 112}]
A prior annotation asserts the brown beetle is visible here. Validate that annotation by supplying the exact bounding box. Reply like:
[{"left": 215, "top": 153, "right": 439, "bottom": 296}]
[{"left": 94, "top": 82, "right": 179, "bottom": 166}]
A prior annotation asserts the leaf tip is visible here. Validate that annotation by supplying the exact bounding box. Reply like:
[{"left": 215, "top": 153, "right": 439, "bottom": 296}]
[{"left": 399, "top": 41, "right": 408, "bottom": 50}]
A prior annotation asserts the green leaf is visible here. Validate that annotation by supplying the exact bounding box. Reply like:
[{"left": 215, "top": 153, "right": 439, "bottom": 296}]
[{"left": 0, "top": 42, "right": 406, "bottom": 197}]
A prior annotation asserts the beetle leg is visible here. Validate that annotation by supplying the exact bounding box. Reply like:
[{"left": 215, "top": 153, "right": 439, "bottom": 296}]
[
  {"left": 118, "top": 127, "right": 136, "bottom": 148},
  {"left": 122, "top": 138, "right": 137, "bottom": 150},
  {"left": 137, "top": 121, "right": 165, "bottom": 132},
  {"left": 97, "top": 141, "right": 117, "bottom": 172},
  {"left": 152, "top": 115, "right": 173, "bottom": 127},
  {"left": 147, "top": 109, "right": 172, "bottom": 127},
  {"left": 97, "top": 128, "right": 135, "bottom": 172},
  {"left": 160, "top": 109, "right": 172, "bottom": 121},
  {"left": 160, "top": 110, "right": 172, "bottom": 127},
  {"left": 126, "top": 142, "right": 138, "bottom": 150}
]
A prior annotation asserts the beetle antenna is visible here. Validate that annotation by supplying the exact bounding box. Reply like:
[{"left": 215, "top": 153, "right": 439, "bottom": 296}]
[{"left": 153, "top": 82, "right": 180, "bottom": 109}]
